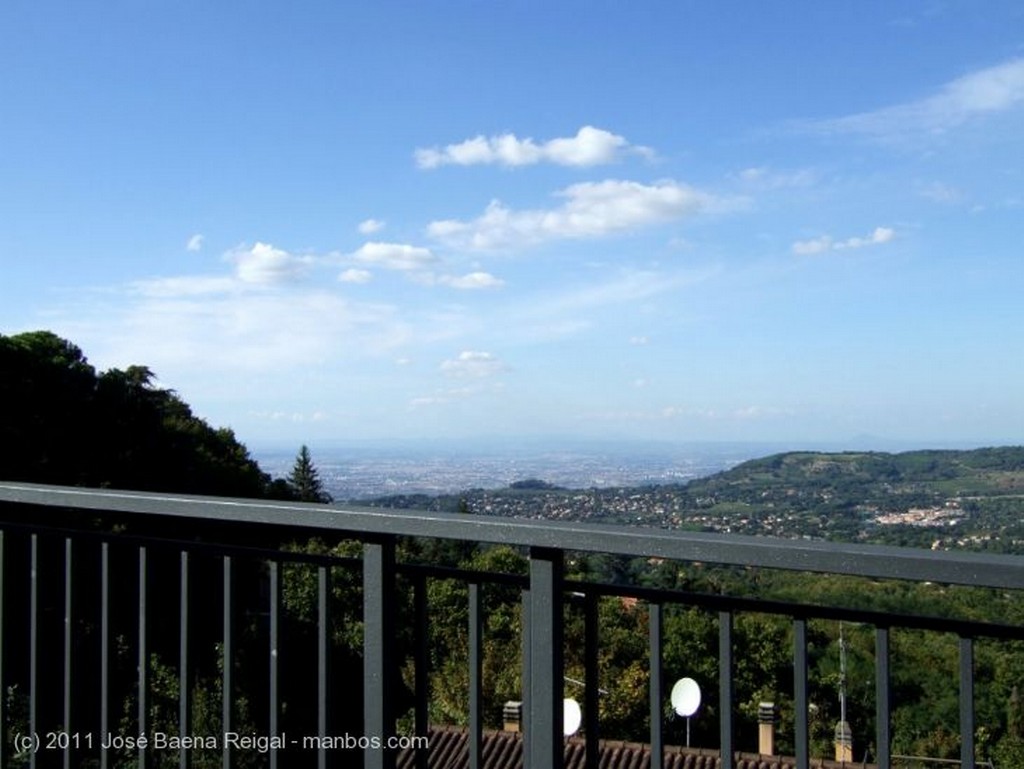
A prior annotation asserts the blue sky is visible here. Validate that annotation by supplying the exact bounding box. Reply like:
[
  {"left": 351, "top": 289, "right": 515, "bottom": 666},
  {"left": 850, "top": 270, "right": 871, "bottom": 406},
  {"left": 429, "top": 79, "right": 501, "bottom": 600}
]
[{"left": 2, "top": 2, "right": 1023, "bottom": 449}]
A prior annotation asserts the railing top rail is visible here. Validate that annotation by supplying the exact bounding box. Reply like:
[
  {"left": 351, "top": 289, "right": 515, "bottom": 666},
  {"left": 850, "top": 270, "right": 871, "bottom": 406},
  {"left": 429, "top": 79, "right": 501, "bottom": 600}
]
[{"left": 3, "top": 480, "right": 1024, "bottom": 590}]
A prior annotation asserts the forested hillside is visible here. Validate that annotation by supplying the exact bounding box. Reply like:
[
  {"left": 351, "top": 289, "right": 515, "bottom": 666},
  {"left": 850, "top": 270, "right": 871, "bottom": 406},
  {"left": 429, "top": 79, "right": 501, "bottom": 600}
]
[
  {"left": 369, "top": 447, "right": 1024, "bottom": 552},
  {"left": 0, "top": 330, "right": 285, "bottom": 497}
]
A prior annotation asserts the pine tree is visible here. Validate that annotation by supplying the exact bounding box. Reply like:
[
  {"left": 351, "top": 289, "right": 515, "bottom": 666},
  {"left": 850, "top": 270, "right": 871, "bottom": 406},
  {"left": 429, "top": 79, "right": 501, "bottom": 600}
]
[{"left": 288, "top": 444, "right": 332, "bottom": 503}]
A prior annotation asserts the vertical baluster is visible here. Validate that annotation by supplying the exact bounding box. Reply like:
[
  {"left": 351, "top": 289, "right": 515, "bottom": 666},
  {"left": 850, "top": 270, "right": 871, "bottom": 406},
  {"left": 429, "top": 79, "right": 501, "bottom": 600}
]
[
  {"left": 521, "top": 589, "right": 531, "bottom": 745},
  {"left": 64, "top": 538, "right": 73, "bottom": 769},
  {"left": 269, "top": 560, "right": 279, "bottom": 769},
  {"left": 960, "top": 636, "right": 975, "bottom": 769},
  {"left": 318, "top": 564, "right": 330, "bottom": 769},
  {"left": 30, "top": 534, "right": 38, "bottom": 769},
  {"left": 222, "top": 555, "right": 233, "bottom": 769},
  {"left": 180, "top": 550, "right": 190, "bottom": 769},
  {"left": 648, "top": 601, "right": 663, "bottom": 769},
  {"left": 719, "top": 611, "right": 734, "bottom": 769},
  {"left": 793, "top": 617, "right": 808, "bottom": 769},
  {"left": 363, "top": 538, "right": 396, "bottom": 769},
  {"left": 414, "top": 574, "right": 429, "bottom": 769},
  {"left": 527, "top": 548, "right": 563, "bottom": 769},
  {"left": 469, "top": 582, "right": 483, "bottom": 769},
  {"left": 585, "top": 592, "right": 600, "bottom": 769},
  {"left": 101, "top": 543, "right": 110, "bottom": 769},
  {"left": 139, "top": 546, "right": 148, "bottom": 769},
  {"left": 0, "top": 531, "right": 5, "bottom": 769},
  {"left": 875, "top": 626, "right": 891, "bottom": 769}
]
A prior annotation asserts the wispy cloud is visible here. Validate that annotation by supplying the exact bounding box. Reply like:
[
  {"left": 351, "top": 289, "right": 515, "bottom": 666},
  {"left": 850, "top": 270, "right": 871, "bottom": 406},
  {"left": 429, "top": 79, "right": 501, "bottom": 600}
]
[
  {"left": 439, "top": 272, "right": 505, "bottom": 290},
  {"left": 350, "top": 241, "right": 437, "bottom": 271},
  {"left": 507, "top": 268, "right": 713, "bottom": 344},
  {"left": 428, "top": 179, "right": 719, "bottom": 251},
  {"left": 358, "top": 218, "right": 386, "bottom": 234},
  {"left": 792, "top": 226, "right": 895, "bottom": 255},
  {"left": 415, "top": 126, "right": 651, "bottom": 169},
  {"left": 186, "top": 233, "right": 204, "bottom": 252},
  {"left": 918, "top": 181, "right": 965, "bottom": 204},
  {"left": 735, "top": 166, "right": 818, "bottom": 189},
  {"left": 440, "top": 350, "right": 508, "bottom": 378},
  {"left": 804, "top": 58, "right": 1024, "bottom": 139},
  {"left": 67, "top": 288, "right": 412, "bottom": 378}
]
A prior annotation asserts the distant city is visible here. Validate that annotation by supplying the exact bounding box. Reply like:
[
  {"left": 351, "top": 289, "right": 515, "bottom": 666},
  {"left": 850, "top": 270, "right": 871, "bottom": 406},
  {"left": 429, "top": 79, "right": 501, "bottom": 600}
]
[
  {"left": 252, "top": 438, "right": 964, "bottom": 501},
  {"left": 254, "top": 442, "right": 746, "bottom": 500}
]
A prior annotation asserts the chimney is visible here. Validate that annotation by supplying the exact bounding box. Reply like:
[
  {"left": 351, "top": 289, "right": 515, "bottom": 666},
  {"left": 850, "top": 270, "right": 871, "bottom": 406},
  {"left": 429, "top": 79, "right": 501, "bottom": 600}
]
[
  {"left": 834, "top": 720, "right": 852, "bottom": 763},
  {"left": 503, "top": 701, "right": 523, "bottom": 732},
  {"left": 758, "top": 702, "right": 777, "bottom": 756}
]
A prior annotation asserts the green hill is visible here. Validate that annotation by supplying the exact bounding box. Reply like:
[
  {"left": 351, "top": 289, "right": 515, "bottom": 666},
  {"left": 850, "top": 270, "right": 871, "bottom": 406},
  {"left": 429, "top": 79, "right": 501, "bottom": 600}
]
[{"left": 368, "top": 446, "right": 1024, "bottom": 551}]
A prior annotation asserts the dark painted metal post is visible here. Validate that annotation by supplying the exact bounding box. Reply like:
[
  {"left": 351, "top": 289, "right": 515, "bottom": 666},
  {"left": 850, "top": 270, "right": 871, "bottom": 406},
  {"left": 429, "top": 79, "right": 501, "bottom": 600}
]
[
  {"left": 414, "top": 574, "right": 429, "bottom": 769},
  {"left": 875, "top": 626, "right": 891, "bottom": 769},
  {"left": 180, "top": 551, "right": 191, "bottom": 769},
  {"left": 527, "top": 548, "right": 564, "bottom": 769},
  {"left": 139, "top": 546, "right": 148, "bottom": 769},
  {"left": 222, "top": 556, "right": 233, "bottom": 769},
  {"left": 318, "top": 564, "right": 330, "bottom": 769},
  {"left": 649, "top": 601, "right": 664, "bottom": 769},
  {"left": 101, "top": 542, "right": 110, "bottom": 769},
  {"left": 961, "top": 636, "right": 975, "bottom": 769},
  {"left": 0, "top": 531, "right": 4, "bottom": 769},
  {"left": 364, "top": 538, "right": 397, "bottom": 769},
  {"left": 793, "top": 617, "right": 808, "bottom": 769},
  {"left": 719, "top": 611, "right": 734, "bottom": 769},
  {"left": 64, "top": 538, "right": 73, "bottom": 769},
  {"left": 469, "top": 582, "right": 483, "bottom": 769},
  {"left": 269, "top": 560, "right": 280, "bottom": 769},
  {"left": 30, "top": 534, "right": 38, "bottom": 769},
  {"left": 584, "top": 592, "right": 600, "bottom": 769},
  {"left": 521, "top": 589, "right": 531, "bottom": 750}
]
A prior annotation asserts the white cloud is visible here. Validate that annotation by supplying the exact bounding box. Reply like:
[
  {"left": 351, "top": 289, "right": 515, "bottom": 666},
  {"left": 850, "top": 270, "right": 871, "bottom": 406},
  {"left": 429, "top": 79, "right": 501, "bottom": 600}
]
[
  {"left": 428, "top": 179, "right": 717, "bottom": 250},
  {"left": 227, "top": 242, "right": 313, "bottom": 284},
  {"left": 186, "top": 234, "right": 204, "bottom": 252},
  {"left": 415, "top": 126, "right": 649, "bottom": 169},
  {"left": 808, "top": 58, "right": 1024, "bottom": 138},
  {"left": 791, "top": 235, "right": 834, "bottom": 256},
  {"left": 358, "top": 218, "right": 386, "bottom": 234},
  {"left": 440, "top": 271, "right": 505, "bottom": 290},
  {"left": 351, "top": 241, "right": 437, "bottom": 271},
  {"left": 736, "top": 166, "right": 817, "bottom": 189},
  {"left": 339, "top": 268, "right": 373, "bottom": 284},
  {"left": 629, "top": 335, "right": 650, "bottom": 346},
  {"left": 834, "top": 227, "right": 895, "bottom": 250},
  {"left": 408, "top": 386, "right": 480, "bottom": 408},
  {"left": 792, "top": 227, "right": 895, "bottom": 255},
  {"left": 253, "top": 410, "right": 330, "bottom": 423},
  {"left": 440, "top": 350, "right": 507, "bottom": 378},
  {"left": 129, "top": 275, "right": 238, "bottom": 297},
  {"left": 918, "top": 182, "right": 964, "bottom": 204},
  {"left": 69, "top": 287, "right": 412, "bottom": 378}
]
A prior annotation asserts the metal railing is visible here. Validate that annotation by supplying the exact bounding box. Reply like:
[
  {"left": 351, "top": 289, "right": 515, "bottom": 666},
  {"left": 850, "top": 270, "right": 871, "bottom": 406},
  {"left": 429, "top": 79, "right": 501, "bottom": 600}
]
[{"left": 1, "top": 481, "right": 1023, "bottom": 769}]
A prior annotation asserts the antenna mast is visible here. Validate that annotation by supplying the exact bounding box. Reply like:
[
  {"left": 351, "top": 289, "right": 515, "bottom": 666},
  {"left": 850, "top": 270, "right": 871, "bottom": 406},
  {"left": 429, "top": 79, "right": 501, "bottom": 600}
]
[
  {"left": 834, "top": 622, "right": 853, "bottom": 763},
  {"left": 839, "top": 622, "right": 847, "bottom": 726}
]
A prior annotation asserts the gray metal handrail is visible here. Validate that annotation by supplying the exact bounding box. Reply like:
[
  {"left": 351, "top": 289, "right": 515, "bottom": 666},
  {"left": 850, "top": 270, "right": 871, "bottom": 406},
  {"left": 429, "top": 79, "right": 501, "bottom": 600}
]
[
  {"left": 2, "top": 480, "right": 1023, "bottom": 769},
  {"left": 2, "top": 482, "right": 1022, "bottom": 588}
]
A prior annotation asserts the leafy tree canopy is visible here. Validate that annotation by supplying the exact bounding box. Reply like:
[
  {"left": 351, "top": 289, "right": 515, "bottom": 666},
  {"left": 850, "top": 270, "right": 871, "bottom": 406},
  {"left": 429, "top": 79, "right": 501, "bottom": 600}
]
[{"left": 0, "top": 330, "right": 278, "bottom": 497}]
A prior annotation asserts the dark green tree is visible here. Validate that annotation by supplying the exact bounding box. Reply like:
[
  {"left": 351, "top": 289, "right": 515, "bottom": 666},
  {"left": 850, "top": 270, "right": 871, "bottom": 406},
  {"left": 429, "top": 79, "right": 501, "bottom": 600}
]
[{"left": 288, "top": 444, "right": 332, "bottom": 502}]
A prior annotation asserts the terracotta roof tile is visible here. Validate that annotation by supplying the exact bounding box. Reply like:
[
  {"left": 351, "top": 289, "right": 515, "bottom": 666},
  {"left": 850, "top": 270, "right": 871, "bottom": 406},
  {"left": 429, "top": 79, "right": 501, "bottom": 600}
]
[{"left": 395, "top": 727, "right": 868, "bottom": 769}]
